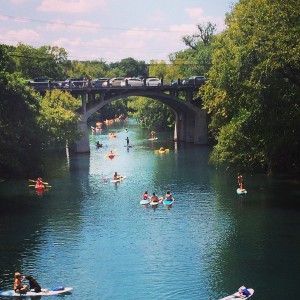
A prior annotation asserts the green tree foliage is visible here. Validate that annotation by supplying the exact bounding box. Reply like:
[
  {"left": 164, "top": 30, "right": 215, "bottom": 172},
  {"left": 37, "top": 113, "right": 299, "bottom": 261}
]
[
  {"left": 37, "top": 90, "right": 82, "bottom": 147},
  {"left": 202, "top": 0, "right": 300, "bottom": 175},
  {"left": 168, "top": 22, "right": 216, "bottom": 79},
  {"left": 12, "top": 43, "right": 68, "bottom": 80},
  {"left": 0, "top": 46, "right": 42, "bottom": 176},
  {"left": 109, "top": 57, "right": 148, "bottom": 77},
  {"left": 127, "top": 97, "right": 174, "bottom": 130},
  {"left": 148, "top": 60, "right": 168, "bottom": 79}
]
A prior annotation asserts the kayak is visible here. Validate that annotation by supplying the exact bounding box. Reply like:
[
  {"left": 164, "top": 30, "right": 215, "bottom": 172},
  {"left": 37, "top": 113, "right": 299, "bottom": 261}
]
[
  {"left": 140, "top": 199, "right": 150, "bottom": 205},
  {"left": 219, "top": 288, "right": 254, "bottom": 300},
  {"left": 35, "top": 184, "right": 44, "bottom": 190},
  {"left": 163, "top": 198, "right": 174, "bottom": 206},
  {"left": 110, "top": 176, "right": 126, "bottom": 183},
  {"left": 155, "top": 148, "right": 169, "bottom": 154},
  {"left": 237, "top": 188, "right": 247, "bottom": 195},
  {"left": 0, "top": 287, "right": 73, "bottom": 297}
]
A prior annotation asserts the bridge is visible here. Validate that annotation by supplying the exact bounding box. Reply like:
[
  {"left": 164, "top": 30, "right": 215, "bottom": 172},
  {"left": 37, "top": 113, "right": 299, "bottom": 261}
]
[{"left": 30, "top": 82, "right": 208, "bottom": 153}]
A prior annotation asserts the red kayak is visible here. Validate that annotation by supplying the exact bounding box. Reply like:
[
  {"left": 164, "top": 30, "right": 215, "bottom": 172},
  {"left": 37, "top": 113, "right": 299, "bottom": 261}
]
[{"left": 35, "top": 184, "right": 45, "bottom": 190}]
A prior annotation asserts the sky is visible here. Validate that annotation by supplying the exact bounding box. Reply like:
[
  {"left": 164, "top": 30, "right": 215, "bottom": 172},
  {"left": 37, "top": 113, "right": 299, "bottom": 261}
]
[{"left": 0, "top": 0, "right": 237, "bottom": 63}]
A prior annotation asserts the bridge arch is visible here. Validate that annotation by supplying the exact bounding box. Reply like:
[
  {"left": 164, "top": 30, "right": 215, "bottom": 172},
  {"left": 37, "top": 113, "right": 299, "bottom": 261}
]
[{"left": 73, "top": 90, "right": 207, "bottom": 152}]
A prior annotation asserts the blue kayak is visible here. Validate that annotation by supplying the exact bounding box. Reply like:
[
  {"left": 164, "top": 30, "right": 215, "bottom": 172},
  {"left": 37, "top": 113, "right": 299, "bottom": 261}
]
[{"left": 163, "top": 199, "right": 174, "bottom": 206}]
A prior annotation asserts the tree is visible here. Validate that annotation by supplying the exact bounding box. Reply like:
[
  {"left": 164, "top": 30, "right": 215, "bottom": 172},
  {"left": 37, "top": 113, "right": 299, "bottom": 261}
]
[
  {"left": 12, "top": 43, "right": 68, "bottom": 80},
  {"left": 37, "top": 90, "right": 82, "bottom": 147},
  {"left": 202, "top": 0, "right": 300, "bottom": 175},
  {"left": 127, "top": 97, "right": 174, "bottom": 130},
  {"left": 0, "top": 46, "right": 42, "bottom": 176},
  {"left": 109, "top": 57, "right": 148, "bottom": 77}
]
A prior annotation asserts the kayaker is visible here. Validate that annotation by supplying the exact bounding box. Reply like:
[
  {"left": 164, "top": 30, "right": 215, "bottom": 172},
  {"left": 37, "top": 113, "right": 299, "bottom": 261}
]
[
  {"left": 159, "top": 147, "right": 165, "bottom": 152},
  {"left": 142, "top": 191, "right": 148, "bottom": 200},
  {"left": 165, "top": 191, "right": 173, "bottom": 200},
  {"left": 237, "top": 173, "right": 244, "bottom": 189},
  {"left": 150, "top": 192, "right": 159, "bottom": 203},
  {"left": 96, "top": 141, "right": 102, "bottom": 149},
  {"left": 113, "top": 172, "right": 120, "bottom": 180},
  {"left": 14, "top": 272, "right": 28, "bottom": 294},
  {"left": 238, "top": 285, "right": 251, "bottom": 297},
  {"left": 35, "top": 178, "right": 44, "bottom": 189}
]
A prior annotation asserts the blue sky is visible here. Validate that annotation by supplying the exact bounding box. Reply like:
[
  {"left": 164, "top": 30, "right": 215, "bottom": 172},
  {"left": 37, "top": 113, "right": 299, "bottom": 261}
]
[{"left": 1, "top": 0, "right": 237, "bottom": 63}]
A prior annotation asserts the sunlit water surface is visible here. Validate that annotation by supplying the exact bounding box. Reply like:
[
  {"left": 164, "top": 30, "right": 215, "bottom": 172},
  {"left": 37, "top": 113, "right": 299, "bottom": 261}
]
[{"left": 0, "top": 121, "right": 300, "bottom": 299}]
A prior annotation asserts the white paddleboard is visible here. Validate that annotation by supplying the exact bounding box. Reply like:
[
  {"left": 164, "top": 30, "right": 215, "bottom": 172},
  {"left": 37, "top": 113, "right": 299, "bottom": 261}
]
[
  {"left": 110, "top": 176, "right": 126, "bottom": 183},
  {"left": 0, "top": 287, "right": 73, "bottom": 297},
  {"left": 219, "top": 288, "right": 254, "bottom": 300},
  {"left": 140, "top": 199, "right": 150, "bottom": 205},
  {"left": 237, "top": 188, "right": 247, "bottom": 195}
]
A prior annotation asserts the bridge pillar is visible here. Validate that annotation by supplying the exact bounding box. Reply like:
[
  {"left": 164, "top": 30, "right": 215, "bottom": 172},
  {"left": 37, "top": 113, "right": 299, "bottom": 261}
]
[
  {"left": 70, "top": 118, "right": 90, "bottom": 153},
  {"left": 70, "top": 93, "right": 90, "bottom": 153},
  {"left": 193, "top": 109, "right": 208, "bottom": 144},
  {"left": 174, "top": 112, "right": 185, "bottom": 142},
  {"left": 180, "top": 108, "right": 207, "bottom": 144}
]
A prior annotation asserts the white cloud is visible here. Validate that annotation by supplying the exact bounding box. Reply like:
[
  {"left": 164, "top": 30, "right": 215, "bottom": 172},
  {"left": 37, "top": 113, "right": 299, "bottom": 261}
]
[
  {"left": 0, "top": 29, "right": 40, "bottom": 45},
  {"left": 185, "top": 7, "right": 205, "bottom": 21},
  {"left": 43, "top": 20, "right": 101, "bottom": 33},
  {"left": 37, "top": 0, "right": 107, "bottom": 13},
  {"left": 185, "top": 7, "right": 226, "bottom": 32}
]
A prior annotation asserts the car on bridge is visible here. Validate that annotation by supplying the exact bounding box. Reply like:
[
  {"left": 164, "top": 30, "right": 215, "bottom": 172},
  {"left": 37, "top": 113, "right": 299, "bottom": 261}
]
[
  {"left": 102, "top": 77, "right": 125, "bottom": 87},
  {"left": 120, "top": 78, "right": 143, "bottom": 87},
  {"left": 64, "top": 78, "right": 84, "bottom": 88},
  {"left": 92, "top": 78, "right": 110, "bottom": 87},
  {"left": 146, "top": 78, "right": 161, "bottom": 86},
  {"left": 183, "top": 76, "right": 206, "bottom": 86}
]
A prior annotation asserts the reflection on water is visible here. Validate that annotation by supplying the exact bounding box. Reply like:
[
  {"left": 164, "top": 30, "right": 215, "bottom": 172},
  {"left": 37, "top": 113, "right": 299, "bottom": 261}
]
[{"left": 0, "top": 121, "right": 300, "bottom": 299}]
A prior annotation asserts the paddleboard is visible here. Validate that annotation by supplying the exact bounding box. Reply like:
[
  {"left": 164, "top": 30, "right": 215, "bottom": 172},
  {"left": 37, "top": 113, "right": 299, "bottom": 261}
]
[
  {"left": 0, "top": 287, "right": 73, "bottom": 297},
  {"left": 148, "top": 137, "right": 158, "bottom": 140},
  {"left": 237, "top": 188, "right": 247, "bottom": 195},
  {"left": 110, "top": 176, "right": 126, "bottom": 183},
  {"left": 163, "top": 199, "right": 174, "bottom": 206},
  {"left": 140, "top": 199, "right": 150, "bottom": 205},
  {"left": 124, "top": 145, "right": 133, "bottom": 148},
  {"left": 219, "top": 288, "right": 254, "bottom": 300}
]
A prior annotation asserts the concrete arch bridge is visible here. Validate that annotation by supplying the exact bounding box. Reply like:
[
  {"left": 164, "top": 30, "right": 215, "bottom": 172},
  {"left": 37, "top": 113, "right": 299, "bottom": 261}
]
[{"left": 71, "top": 87, "right": 208, "bottom": 152}]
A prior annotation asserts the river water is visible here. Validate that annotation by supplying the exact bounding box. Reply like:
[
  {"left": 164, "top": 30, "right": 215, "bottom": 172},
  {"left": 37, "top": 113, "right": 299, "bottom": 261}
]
[{"left": 0, "top": 120, "right": 300, "bottom": 300}]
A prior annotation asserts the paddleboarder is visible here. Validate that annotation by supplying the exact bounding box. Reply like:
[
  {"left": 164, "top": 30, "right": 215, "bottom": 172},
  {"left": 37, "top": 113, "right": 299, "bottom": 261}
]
[
  {"left": 237, "top": 173, "right": 244, "bottom": 190},
  {"left": 14, "top": 272, "right": 28, "bottom": 294}
]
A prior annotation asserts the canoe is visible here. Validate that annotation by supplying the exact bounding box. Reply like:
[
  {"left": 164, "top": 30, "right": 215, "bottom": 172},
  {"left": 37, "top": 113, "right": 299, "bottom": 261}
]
[
  {"left": 237, "top": 188, "right": 247, "bottom": 195},
  {"left": 0, "top": 287, "right": 73, "bottom": 297},
  {"left": 219, "top": 288, "right": 254, "bottom": 300}
]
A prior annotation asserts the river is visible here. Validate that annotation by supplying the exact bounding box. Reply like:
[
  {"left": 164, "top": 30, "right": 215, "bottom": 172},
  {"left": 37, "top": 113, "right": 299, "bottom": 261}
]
[{"left": 0, "top": 120, "right": 299, "bottom": 299}]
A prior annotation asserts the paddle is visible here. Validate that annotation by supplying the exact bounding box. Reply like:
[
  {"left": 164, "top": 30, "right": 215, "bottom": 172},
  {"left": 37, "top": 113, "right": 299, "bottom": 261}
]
[{"left": 29, "top": 179, "right": 49, "bottom": 185}]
